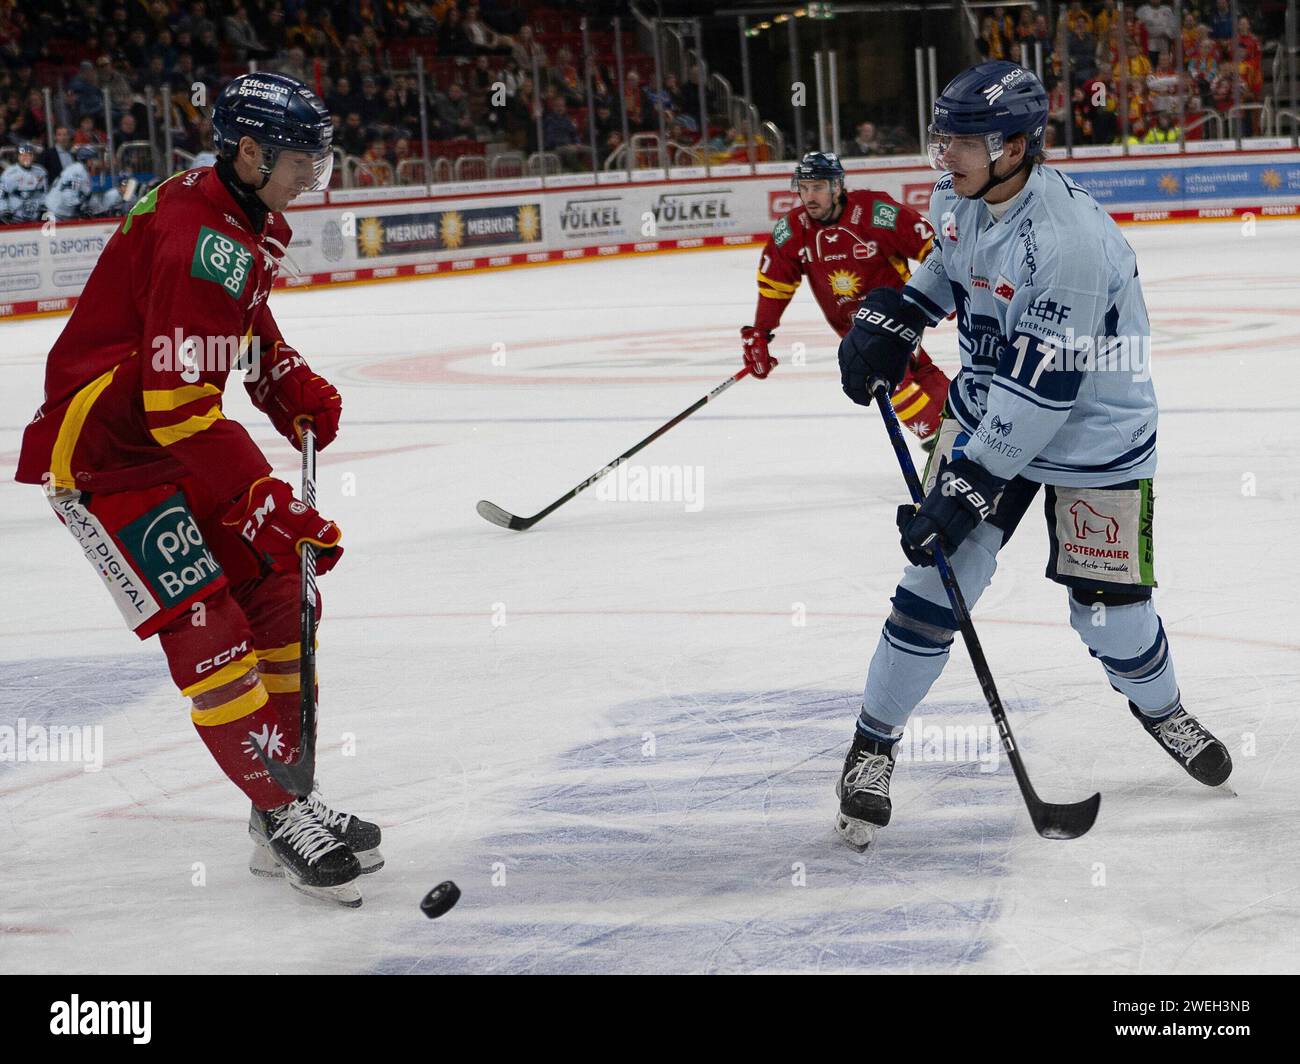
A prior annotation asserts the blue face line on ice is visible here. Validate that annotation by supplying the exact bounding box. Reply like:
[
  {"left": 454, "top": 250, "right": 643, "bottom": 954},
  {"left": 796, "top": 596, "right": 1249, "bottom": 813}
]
[{"left": 372, "top": 689, "right": 1028, "bottom": 974}]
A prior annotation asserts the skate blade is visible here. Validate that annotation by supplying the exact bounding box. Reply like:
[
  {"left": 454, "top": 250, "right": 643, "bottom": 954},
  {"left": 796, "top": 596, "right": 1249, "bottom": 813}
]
[
  {"left": 284, "top": 872, "right": 363, "bottom": 908},
  {"left": 355, "top": 847, "right": 385, "bottom": 874},
  {"left": 835, "top": 813, "right": 878, "bottom": 853},
  {"left": 249, "top": 839, "right": 283, "bottom": 878}
]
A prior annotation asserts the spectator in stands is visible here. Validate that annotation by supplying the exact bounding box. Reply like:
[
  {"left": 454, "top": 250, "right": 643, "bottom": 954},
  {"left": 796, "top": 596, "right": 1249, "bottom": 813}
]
[
  {"left": 439, "top": 6, "right": 473, "bottom": 56},
  {"left": 73, "top": 114, "right": 105, "bottom": 148},
  {"left": 276, "top": 46, "right": 309, "bottom": 86},
  {"left": 193, "top": 27, "right": 221, "bottom": 73},
  {"left": 11, "top": 88, "right": 47, "bottom": 143},
  {"left": 1209, "top": 0, "right": 1234, "bottom": 42},
  {"left": 1066, "top": 2, "right": 1093, "bottom": 34},
  {"left": 1125, "top": 75, "right": 1151, "bottom": 139},
  {"left": 434, "top": 81, "right": 474, "bottom": 139},
  {"left": 263, "top": 7, "right": 290, "bottom": 57},
  {"left": 358, "top": 76, "right": 385, "bottom": 128},
  {"left": 68, "top": 60, "right": 104, "bottom": 122},
  {"left": 592, "top": 99, "right": 619, "bottom": 146},
  {"left": 543, "top": 96, "right": 589, "bottom": 171},
  {"left": 465, "top": 4, "right": 512, "bottom": 56},
  {"left": 1237, "top": 17, "right": 1263, "bottom": 78},
  {"left": 623, "top": 69, "right": 646, "bottom": 131},
  {"left": 978, "top": 15, "right": 1008, "bottom": 61},
  {"left": 339, "top": 110, "right": 368, "bottom": 156},
  {"left": 150, "top": 28, "right": 178, "bottom": 69},
  {"left": 1143, "top": 110, "right": 1179, "bottom": 143},
  {"left": 328, "top": 76, "right": 359, "bottom": 122},
  {"left": 124, "top": 26, "right": 151, "bottom": 70},
  {"left": 178, "top": 2, "right": 216, "bottom": 42},
  {"left": 1147, "top": 50, "right": 1182, "bottom": 116},
  {"left": 1181, "top": 13, "right": 1203, "bottom": 62},
  {"left": 511, "top": 24, "right": 546, "bottom": 73},
  {"left": 391, "top": 136, "right": 413, "bottom": 172},
  {"left": 390, "top": 73, "right": 416, "bottom": 117},
  {"left": 41, "top": 126, "right": 72, "bottom": 182},
  {"left": 506, "top": 75, "right": 540, "bottom": 153},
  {"left": 1095, "top": 0, "right": 1121, "bottom": 40},
  {"left": 845, "top": 120, "right": 884, "bottom": 157},
  {"left": 224, "top": 5, "right": 267, "bottom": 63},
  {"left": 1066, "top": 17, "right": 1097, "bottom": 82},
  {"left": 117, "top": 112, "right": 140, "bottom": 146},
  {"left": 1136, "top": 0, "right": 1177, "bottom": 66},
  {"left": 1014, "top": 8, "right": 1035, "bottom": 45},
  {"left": 358, "top": 139, "right": 392, "bottom": 186},
  {"left": 1188, "top": 37, "right": 1219, "bottom": 104}
]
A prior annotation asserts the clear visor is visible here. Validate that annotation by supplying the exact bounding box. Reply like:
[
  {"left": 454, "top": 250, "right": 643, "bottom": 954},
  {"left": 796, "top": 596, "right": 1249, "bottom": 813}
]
[
  {"left": 264, "top": 146, "right": 334, "bottom": 194},
  {"left": 926, "top": 126, "right": 1005, "bottom": 171}
]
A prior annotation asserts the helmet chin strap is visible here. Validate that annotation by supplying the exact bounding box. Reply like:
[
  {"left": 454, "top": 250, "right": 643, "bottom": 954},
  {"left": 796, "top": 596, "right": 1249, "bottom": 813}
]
[{"left": 971, "top": 150, "right": 1031, "bottom": 201}]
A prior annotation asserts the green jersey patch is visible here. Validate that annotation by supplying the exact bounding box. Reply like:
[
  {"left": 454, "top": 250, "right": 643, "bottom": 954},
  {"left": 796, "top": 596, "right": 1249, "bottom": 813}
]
[
  {"left": 190, "top": 225, "right": 252, "bottom": 301},
  {"left": 871, "top": 201, "right": 899, "bottom": 230},
  {"left": 772, "top": 216, "right": 792, "bottom": 246}
]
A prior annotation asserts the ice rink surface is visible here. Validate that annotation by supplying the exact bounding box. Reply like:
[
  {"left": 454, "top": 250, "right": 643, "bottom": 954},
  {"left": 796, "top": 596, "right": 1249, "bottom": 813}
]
[{"left": 1, "top": 218, "right": 1297, "bottom": 974}]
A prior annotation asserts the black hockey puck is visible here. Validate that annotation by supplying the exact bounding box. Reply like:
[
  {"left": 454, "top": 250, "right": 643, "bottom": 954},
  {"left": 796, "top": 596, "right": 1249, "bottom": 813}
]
[{"left": 420, "top": 880, "right": 461, "bottom": 919}]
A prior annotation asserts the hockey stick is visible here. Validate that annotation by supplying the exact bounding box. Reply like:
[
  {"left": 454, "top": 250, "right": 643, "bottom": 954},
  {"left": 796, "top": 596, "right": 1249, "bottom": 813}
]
[
  {"left": 476, "top": 365, "right": 752, "bottom": 531},
  {"left": 249, "top": 422, "right": 318, "bottom": 798},
  {"left": 870, "top": 382, "right": 1100, "bottom": 840}
]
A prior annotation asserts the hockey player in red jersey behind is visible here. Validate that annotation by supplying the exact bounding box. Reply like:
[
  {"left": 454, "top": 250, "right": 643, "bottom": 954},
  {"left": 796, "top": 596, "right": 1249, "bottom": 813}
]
[
  {"left": 15, "top": 73, "right": 380, "bottom": 907},
  {"left": 742, "top": 152, "right": 950, "bottom": 441}
]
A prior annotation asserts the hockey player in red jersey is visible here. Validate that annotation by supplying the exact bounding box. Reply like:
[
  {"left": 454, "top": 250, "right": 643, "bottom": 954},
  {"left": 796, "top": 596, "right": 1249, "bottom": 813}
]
[
  {"left": 742, "top": 152, "right": 950, "bottom": 441},
  {"left": 15, "top": 73, "right": 379, "bottom": 907}
]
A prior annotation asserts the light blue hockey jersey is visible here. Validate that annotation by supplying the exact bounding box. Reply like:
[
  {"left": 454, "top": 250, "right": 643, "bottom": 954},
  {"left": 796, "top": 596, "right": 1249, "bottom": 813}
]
[
  {"left": 44, "top": 162, "right": 93, "bottom": 220},
  {"left": 1, "top": 162, "right": 48, "bottom": 221},
  {"left": 902, "top": 164, "right": 1157, "bottom": 487}
]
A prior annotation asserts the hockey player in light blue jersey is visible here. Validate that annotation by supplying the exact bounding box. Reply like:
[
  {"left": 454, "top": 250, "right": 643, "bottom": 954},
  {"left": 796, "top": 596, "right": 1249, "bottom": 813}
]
[
  {"left": 832, "top": 60, "right": 1232, "bottom": 850},
  {"left": 43, "top": 145, "right": 98, "bottom": 221},
  {"left": 0, "top": 143, "right": 48, "bottom": 223}
]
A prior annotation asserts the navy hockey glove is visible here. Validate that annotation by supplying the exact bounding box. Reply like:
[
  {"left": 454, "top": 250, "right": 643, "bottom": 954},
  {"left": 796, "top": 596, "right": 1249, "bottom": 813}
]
[
  {"left": 898, "top": 456, "right": 1006, "bottom": 566},
  {"left": 838, "top": 287, "right": 927, "bottom": 406}
]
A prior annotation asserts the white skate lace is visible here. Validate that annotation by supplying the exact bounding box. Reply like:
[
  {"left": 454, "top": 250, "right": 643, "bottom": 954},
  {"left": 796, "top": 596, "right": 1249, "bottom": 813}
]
[
  {"left": 270, "top": 801, "right": 346, "bottom": 866},
  {"left": 1154, "top": 713, "right": 1212, "bottom": 762},
  {"left": 844, "top": 753, "right": 892, "bottom": 797},
  {"left": 306, "top": 789, "right": 354, "bottom": 832}
]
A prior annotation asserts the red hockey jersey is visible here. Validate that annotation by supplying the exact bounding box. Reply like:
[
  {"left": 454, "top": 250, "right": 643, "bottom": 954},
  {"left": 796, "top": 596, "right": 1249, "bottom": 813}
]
[
  {"left": 16, "top": 166, "right": 303, "bottom": 502},
  {"left": 754, "top": 188, "right": 935, "bottom": 338}
]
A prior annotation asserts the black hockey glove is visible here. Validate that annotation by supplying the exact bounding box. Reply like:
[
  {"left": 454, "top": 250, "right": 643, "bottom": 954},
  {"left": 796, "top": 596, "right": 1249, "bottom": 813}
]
[
  {"left": 838, "top": 287, "right": 927, "bottom": 406},
  {"left": 897, "top": 456, "right": 1006, "bottom": 566}
]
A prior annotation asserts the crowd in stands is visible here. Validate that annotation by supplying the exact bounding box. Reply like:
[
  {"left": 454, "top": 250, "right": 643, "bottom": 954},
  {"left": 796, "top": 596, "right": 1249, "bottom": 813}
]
[
  {"left": 0, "top": 0, "right": 742, "bottom": 222},
  {"left": 974, "top": 0, "right": 1276, "bottom": 144},
  {"left": 0, "top": 1, "right": 1292, "bottom": 222}
]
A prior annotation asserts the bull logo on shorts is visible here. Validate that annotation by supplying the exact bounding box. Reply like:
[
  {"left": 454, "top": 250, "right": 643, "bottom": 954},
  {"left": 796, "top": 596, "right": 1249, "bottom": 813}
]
[{"left": 1069, "top": 500, "right": 1120, "bottom": 544}]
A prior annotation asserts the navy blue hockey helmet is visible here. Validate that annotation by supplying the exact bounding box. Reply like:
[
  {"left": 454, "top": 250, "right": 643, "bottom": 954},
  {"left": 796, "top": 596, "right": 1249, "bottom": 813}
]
[
  {"left": 212, "top": 72, "right": 333, "bottom": 191},
  {"left": 791, "top": 150, "right": 845, "bottom": 191},
  {"left": 17, "top": 142, "right": 36, "bottom": 159},
  {"left": 928, "top": 61, "right": 1048, "bottom": 170},
  {"left": 73, "top": 145, "right": 98, "bottom": 163}
]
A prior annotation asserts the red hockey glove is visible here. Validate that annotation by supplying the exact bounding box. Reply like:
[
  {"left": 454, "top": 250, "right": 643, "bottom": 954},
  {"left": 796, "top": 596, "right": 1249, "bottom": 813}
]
[
  {"left": 252, "top": 350, "right": 341, "bottom": 451},
  {"left": 741, "top": 326, "right": 778, "bottom": 379},
  {"left": 223, "top": 478, "right": 343, "bottom": 575}
]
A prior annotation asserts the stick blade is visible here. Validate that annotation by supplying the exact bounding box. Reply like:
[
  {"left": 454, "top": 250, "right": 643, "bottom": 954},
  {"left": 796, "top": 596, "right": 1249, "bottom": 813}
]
[
  {"left": 1030, "top": 791, "right": 1101, "bottom": 840},
  {"left": 250, "top": 739, "right": 315, "bottom": 797},
  {"left": 476, "top": 499, "right": 529, "bottom": 530}
]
